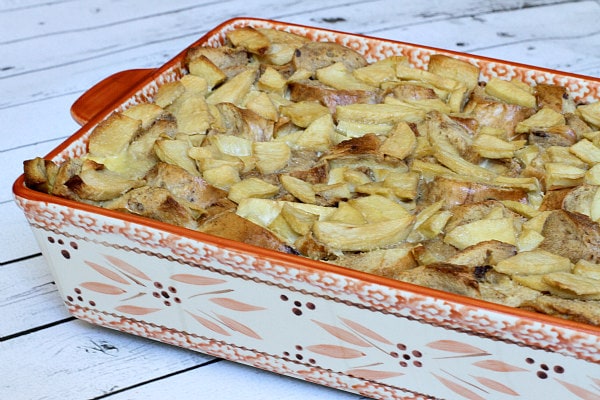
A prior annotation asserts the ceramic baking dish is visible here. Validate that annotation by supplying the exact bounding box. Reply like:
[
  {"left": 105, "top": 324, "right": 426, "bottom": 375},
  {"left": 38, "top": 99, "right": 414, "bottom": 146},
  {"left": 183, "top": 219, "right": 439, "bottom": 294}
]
[{"left": 13, "top": 17, "right": 600, "bottom": 400}]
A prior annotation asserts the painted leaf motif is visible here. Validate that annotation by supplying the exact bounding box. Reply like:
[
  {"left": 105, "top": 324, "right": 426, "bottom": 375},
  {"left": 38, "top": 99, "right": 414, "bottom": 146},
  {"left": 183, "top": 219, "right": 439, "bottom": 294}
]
[
  {"left": 85, "top": 261, "right": 130, "bottom": 285},
  {"left": 186, "top": 311, "right": 230, "bottom": 336},
  {"left": 81, "top": 281, "right": 126, "bottom": 295},
  {"left": 306, "top": 344, "right": 365, "bottom": 359},
  {"left": 472, "top": 360, "right": 527, "bottom": 372},
  {"left": 104, "top": 255, "right": 151, "bottom": 280},
  {"left": 114, "top": 305, "right": 161, "bottom": 315},
  {"left": 556, "top": 378, "right": 600, "bottom": 400},
  {"left": 346, "top": 368, "right": 404, "bottom": 380},
  {"left": 473, "top": 376, "right": 519, "bottom": 396},
  {"left": 171, "top": 274, "right": 227, "bottom": 286},
  {"left": 216, "top": 314, "right": 261, "bottom": 340},
  {"left": 427, "top": 340, "right": 489, "bottom": 356},
  {"left": 312, "top": 320, "right": 371, "bottom": 347},
  {"left": 121, "top": 292, "right": 146, "bottom": 302},
  {"left": 209, "top": 297, "right": 265, "bottom": 312},
  {"left": 432, "top": 373, "right": 486, "bottom": 400},
  {"left": 339, "top": 317, "right": 392, "bottom": 345}
]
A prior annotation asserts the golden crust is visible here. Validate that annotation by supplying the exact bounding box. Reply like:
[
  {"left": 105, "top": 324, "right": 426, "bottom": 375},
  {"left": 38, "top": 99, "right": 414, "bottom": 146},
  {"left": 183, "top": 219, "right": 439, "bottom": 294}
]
[
  {"left": 288, "top": 80, "right": 381, "bottom": 114},
  {"left": 424, "top": 176, "right": 529, "bottom": 208},
  {"left": 521, "top": 296, "right": 600, "bottom": 326},
  {"left": 23, "top": 157, "right": 59, "bottom": 193},
  {"left": 539, "top": 210, "right": 600, "bottom": 263},
  {"left": 104, "top": 186, "right": 199, "bottom": 230},
  {"left": 464, "top": 87, "right": 535, "bottom": 139},
  {"left": 199, "top": 209, "right": 295, "bottom": 254},
  {"left": 292, "top": 41, "right": 368, "bottom": 73}
]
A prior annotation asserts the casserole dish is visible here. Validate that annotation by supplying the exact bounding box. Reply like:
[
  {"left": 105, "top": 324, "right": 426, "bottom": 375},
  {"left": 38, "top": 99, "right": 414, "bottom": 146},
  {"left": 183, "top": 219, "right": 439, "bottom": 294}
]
[{"left": 13, "top": 17, "right": 600, "bottom": 400}]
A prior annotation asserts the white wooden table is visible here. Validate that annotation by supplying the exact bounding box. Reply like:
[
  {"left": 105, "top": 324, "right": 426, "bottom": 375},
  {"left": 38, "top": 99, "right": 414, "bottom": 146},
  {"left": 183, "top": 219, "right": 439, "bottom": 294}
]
[{"left": 2, "top": 1, "right": 599, "bottom": 398}]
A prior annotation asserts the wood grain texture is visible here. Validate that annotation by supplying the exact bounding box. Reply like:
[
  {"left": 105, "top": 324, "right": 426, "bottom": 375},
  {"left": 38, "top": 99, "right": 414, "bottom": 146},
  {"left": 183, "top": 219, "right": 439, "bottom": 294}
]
[
  {"left": 2, "top": 1, "right": 599, "bottom": 398},
  {"left": 2, "top": 320, "right": 214, "bottom": 399},
  {"left": 0, "top": 255, "right": 68, "bottom": 337}
]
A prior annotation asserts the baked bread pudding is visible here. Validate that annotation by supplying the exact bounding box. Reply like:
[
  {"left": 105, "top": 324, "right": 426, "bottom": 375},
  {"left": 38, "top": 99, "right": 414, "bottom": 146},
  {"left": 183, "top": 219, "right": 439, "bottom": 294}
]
[{"left": 24, "top": 27, "right": 600, "bottom": 325}]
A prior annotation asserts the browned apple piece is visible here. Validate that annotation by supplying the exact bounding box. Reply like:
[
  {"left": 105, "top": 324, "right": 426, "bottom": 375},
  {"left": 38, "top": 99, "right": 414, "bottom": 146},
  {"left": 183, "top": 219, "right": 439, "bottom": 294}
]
[
  {"left": 105, "top": 186, "right": 199, "bottom": 230},
  {"left": 535, "top": 83, "right": 571, "bottom": 113},
  {"left": 539, "top": 209, "right": 600, "bottom": 263},
  {"left": 226, "top": 27, "right": 270, "bottom": 55},
  {"left": 88, "top": 112, "right": 141, "bottom": 157},
  {"left": 288, "top": 79, "right": 381, "bottom": 114},
  {"left": 464, "top": 88, "right": 535, "bottom": 139},
  {"left": 424, "top": 176, "right": 529, "bottom": 208},
  {"left": 144, "top": 162, "right": 227, "bottom": 210},
  {"left": 66, "top": 161, "right": 145, "bottom": 202},
  {"left": 256, "top": 28, "right": 310, "bottom": 66},
  {"left": 199, "top": 209, "right": 296, "bottom": 254},
  {"left": 23, "top": 157, "right": 59, "bottom": 193},
  {"left": 184, "top": 45, "right": 250, "bottom": 79},
  {"left": 521, "top": 295, "right": 600, "bottom": 326},
  {"left": 213, "top": 102, "right": 274, "bottom": 142},
  {"left": 292, "top": 41, "right": 367, "bottom": 73}
]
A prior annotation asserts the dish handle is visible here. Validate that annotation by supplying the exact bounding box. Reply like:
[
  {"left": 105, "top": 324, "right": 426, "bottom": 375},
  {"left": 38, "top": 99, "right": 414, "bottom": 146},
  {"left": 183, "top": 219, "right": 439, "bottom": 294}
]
[{"left": 70, "top": 69, "right": 155, "bottom": 126}]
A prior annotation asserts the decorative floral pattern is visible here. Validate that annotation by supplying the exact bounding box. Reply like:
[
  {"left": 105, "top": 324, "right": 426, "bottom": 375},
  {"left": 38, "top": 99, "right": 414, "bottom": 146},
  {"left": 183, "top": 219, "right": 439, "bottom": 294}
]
[
  {"left": 78, "top": 252, "right": 266, "bottom": 339},
  {"left": 13, "top": 17, "right": 600, "bottom": 400},
  {"left": 21, "top": 213, "right": 600, "bottom": 399}
]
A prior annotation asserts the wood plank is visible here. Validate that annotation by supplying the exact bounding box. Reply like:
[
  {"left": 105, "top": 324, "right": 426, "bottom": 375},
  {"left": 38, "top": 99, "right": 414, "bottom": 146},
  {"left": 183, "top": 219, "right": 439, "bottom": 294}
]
[
  {"left": 1, "top": 0, "right": 355, "bottom": 80},
  {"left": 363, "top": 1, "right": 600, "bottom": 77},
  {"left": 0, "top": 0, "right": 216, "bottom": 41},
  {"left": 0, "top": 255, "right": 69, "bottom": 338},
  {"left": 107, "top": 358, "right": 366, "bottom": 399},
  {"left": 0, "top": 319, "right": 214, "bottom": 399},
  {"left": 0, "top": 201, "right": 45, "bottom": 263},
  {"left": 3, "top": 1, "right": 597, "bottom": 109},
  {"left": 0, "top": 0, "right": 76, "bottom": 13}
]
